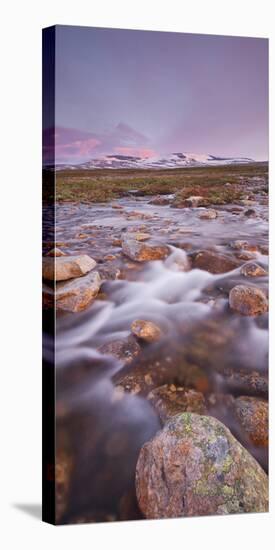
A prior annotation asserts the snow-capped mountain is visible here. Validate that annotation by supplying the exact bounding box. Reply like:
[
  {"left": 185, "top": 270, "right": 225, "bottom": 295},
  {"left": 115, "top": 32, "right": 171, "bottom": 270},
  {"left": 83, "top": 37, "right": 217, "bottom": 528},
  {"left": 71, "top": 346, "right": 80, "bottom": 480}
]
[{"left": 54, "top": 152, "right": 255, "bottom": 170}]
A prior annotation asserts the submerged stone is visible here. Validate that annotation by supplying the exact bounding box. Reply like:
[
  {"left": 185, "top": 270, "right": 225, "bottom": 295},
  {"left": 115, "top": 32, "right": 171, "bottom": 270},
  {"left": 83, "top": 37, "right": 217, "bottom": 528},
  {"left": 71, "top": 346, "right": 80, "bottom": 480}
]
[
  {"left": 98, "top": 336, "right": 141, "bottom": 365},
  {"left": 131, "top": 319, "right": 163, "bottom": 343},
  {"left": 148, "top": 384, "right": 206, "bottom": 424}
]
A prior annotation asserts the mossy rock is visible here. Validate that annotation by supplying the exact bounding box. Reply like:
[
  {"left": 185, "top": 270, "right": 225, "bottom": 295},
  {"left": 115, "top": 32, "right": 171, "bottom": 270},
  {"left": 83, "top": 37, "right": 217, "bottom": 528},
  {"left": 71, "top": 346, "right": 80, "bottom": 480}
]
[{"left": 136, "top": 413, "right": 268, "bottom": 519}]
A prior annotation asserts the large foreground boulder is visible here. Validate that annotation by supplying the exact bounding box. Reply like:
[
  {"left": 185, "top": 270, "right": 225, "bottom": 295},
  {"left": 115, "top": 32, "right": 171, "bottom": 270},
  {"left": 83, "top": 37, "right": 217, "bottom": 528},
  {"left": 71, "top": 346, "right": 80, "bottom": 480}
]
[
  {"left": 43, "top": 254, "right": 97, "bottom": 281},
  {"left": 55, "top": 271, "right": 101, "bottom": 312},
  {"left": 122, "top": 236, "right": 169, "bottom": 262},
  {"left": 136, "top": 413, "right": 268, "bottom": 519}
]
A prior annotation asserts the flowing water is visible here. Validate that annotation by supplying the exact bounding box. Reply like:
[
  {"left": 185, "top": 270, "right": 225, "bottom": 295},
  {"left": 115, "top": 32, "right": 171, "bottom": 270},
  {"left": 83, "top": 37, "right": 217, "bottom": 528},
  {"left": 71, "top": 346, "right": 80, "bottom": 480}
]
[{"left": 46, "top": 192, "right": 268, "bottom": 523}]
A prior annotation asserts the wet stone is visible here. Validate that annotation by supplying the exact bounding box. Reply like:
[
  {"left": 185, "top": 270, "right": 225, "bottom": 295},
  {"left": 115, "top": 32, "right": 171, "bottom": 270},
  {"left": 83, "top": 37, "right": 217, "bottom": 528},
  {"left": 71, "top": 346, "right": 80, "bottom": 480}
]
[
  {"left": 199, "top": 209, "right": 218, "bottom": 219},
  {"left": 149, "top": 195, "right": 172, "bottom": 206},
  {"left": 220, "top": 368, "right": 268, "bottom": 398},
  {"left": 183, "top": 196, "right": 205, "bottom": 207},
  {"left": 240, "top": 262, "right": 267, "bottom": 278},
  {"left": 46, "top": 247, "right": 66, "bottom": 257},
  {"left": 98, "top": 336, "right": 141, "bottom": 365},
  {"left": 122, "top": 236, "right": 169, "bottom": 262},
  {"left": 244, "top": 208, "right": 257, "bottom": 217},
  {"left": 136, "top": 413, "right": 268, "bottom": 519},
  {"left": 54, "top": 270, "right": 101, "bottom": 312},
  {"left": 131, "top": 319, "right": 163, "bottom": 343},
  {"left": 229, "top": 285, "right": 268, "bottom": 316},
  {"left": 193, "top": 250, "right": 239, "bottom": 274},
  {"left": 43, "top": 254, "right": 97, "bottom": 281},
  {"left": 147, "top": 384, "right": 207, "bottom": 424},
  {"left": 232, "top": 396, "right": 268, "bottom": 447}
]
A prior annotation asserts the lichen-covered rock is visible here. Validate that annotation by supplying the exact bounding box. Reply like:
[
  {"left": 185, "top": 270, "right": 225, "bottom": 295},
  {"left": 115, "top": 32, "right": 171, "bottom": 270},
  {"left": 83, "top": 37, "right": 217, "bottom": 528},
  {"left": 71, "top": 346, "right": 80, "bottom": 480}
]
[
  {"left": 240, "top": 263, "right": 267, "bottom": 277},
  {"left": 98, "top": 336, "right": 141, "bottom": 365},
  {"left": 131, "top": 319, "right": 163, "bottom": 343},
  {"left": 229, "top": 285, "right": 268, "bottom": 316},
  {"left": 55, "top": 271, "right": 101, "bottom": 312},
  {"left": 193, "top": 250, "right": 239, "bottom": 274},
  {"left": 136, "top": 413, "right": 268, "bottom": 519},
  {"left": 233, "top": 397, "right": 268, "bottom": 447},
  {"left": 199, "top": 209, "right": 218, "bottom": 220},
  {"left": 122, "top": 236, "right": 169, "bottom": 262},
  {"left": 148, "top": 384, "right": 206, "bottom": 424},
  {"left": 43, "top": 254, "right": 97, "bottom": 281}
]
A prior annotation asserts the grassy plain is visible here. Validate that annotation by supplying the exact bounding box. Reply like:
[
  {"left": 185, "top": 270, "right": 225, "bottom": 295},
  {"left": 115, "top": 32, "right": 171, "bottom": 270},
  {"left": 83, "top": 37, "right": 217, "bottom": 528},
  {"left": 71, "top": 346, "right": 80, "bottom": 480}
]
[{"left": 47, "top": 162, "right": 268, "bottom": 204}]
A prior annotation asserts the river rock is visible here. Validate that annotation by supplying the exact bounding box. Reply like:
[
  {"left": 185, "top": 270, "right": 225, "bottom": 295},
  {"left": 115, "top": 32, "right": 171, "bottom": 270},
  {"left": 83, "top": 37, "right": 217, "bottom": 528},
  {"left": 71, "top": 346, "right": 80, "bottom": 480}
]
[
  {"left": 131, "top": 232, "right": 151, "bottom": 241},
  {"left": 184, "top": 195, "right": 205, "bottom": 207},
  {"left": 98, "top": 336, "right": 141, "bottom": 365},
  {"left": 46, "top": 247, "right": 66, "bottom": 257},
  {"left": 221, "top": 368, "right": 268, "bottom": 398},
  {"left": 193, "top": 250, "right": 239, "bottom": 274},
  {"left": 244, "top": 208, "right": 257, "bottom": 217},
  {"left": 259, "top": 245, "right": 268, "bottom": 255},
  {"left": 241, "top": 199, "right": 257, "bottom": 206},
  {"left": 43, "top": 254, "right": 97, "bottom": 281},
  {"left": 199, "top": 209, "right": 218, "bottom": 220},
  {"left": 148, "top": 384, "right": 206, "bottom": 424},
  {"left": 233, "top": 396, "right": 268, "bottom": 447},
  {"left": 136, "top": 413, "right": 268, "bottom": 519},
  {"left": 131, "top": 319, "right": 163, "bottom": 343},
  {"left": 111, "top": 203, "right": 124, "bottom": 209},
  {"left": 240, "top": 263, "right": 267, "bottom": 277},
  {"left": 229, "top": 285, "right": 268, "bottom": 316},
  {"left": 122, "top": 236, "right": 169, "bottom": 262},
  {"left": 55, "top": 271, "right": 101, "bottom": 312},
  {"left": 149, "top": 195, "right": 171, "bottom": 206},
  {"left": 236, "top": 251, "right": 257, "bottom": 261},
  {"left": 231, "top": 240, "right": 249, "bottom": 250}
]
